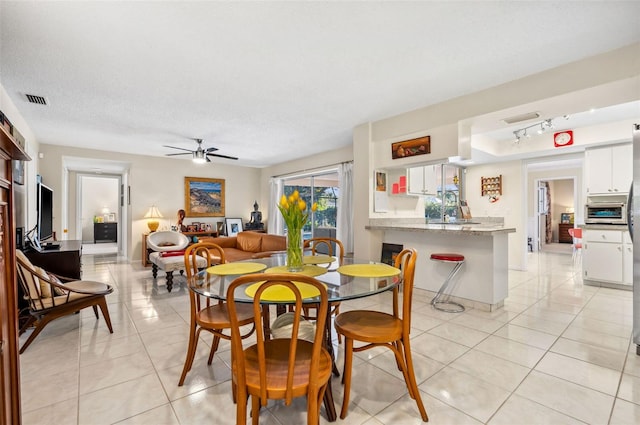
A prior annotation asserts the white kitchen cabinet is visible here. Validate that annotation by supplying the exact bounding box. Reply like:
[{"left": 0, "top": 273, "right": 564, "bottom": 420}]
[
  {"left": 585, "top": 144, "right": 632, "bottom": 195},
  {"left": 407, "top": 165, "right": 438, "bottom": 195},
  {"left": 583, "top": 229, "right": 624, "bottom": 284}
]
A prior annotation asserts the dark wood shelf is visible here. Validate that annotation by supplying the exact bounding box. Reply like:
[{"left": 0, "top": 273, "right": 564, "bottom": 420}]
[{"left": 481, "top": 175, "right": 502, "bottom": 197}]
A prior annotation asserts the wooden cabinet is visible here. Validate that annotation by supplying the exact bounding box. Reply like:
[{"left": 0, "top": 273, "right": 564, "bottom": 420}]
[
  {"left": 0, "top": 124, "right": 30, "bottom": 425},
  {"left": 23, "top": 240, "right": 83, "bottom": 279},
  {"left": 558, "top": 223, "right": 573, "bottom": 243},
  {"left": 94, "top": 222, "right": 117, "bottom": 243},
  {"left": 407, "top": 165, "right": 438, "bottom": 195},
  {"left": 583, "top": 229, "right": 624, "bottom": 284},
  {"left": 585, "top": 144, "right": 632, "bottom": 195}
]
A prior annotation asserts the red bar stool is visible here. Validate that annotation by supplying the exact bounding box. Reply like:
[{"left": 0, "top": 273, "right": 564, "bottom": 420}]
[{"left": 430, "top": 253, "right": 465, "bottom": 313}]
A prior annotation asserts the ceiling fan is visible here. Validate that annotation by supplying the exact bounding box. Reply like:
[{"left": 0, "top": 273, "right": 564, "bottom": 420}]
[{"left": 163, "top": 139, "right": 238, "bottom": 163}]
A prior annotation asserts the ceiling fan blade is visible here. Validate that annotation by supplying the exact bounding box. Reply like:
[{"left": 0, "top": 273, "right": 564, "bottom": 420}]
[
  {"left": 165, "top": 152, "right": 192, "bottom": 156},
  {"left": 207, "top": 153, "right": 238, "bottom": 160},
  {"left": 206, "top": 155, "right": 211, "bottom": 163},
  {"left": 163, "top": 145, "right": 194, "bottom": 153},
  {"left": 205, "top": 147, "right": 219, "bottom": 153}
]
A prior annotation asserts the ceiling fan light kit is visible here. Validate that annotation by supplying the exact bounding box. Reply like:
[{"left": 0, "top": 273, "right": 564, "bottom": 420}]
[
  {"left": 192, "top": 150, "right": 207, "bottom": 164},
  {"left": 164, "top": 138, "right": 238, "bottom": 163}
]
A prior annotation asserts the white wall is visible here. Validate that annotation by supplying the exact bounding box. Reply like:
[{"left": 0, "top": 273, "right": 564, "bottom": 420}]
[
  {"left": 1, "top": 83, "right": 38, "bottom": 230},
  {"left": 37, "top": 143, "right": 263, "bottom": 262},
  {"left": 465, "top": 161, "right": 525, "bottom": 270}
]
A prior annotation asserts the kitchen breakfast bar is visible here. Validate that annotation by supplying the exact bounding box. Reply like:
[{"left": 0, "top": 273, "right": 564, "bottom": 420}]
[{"left": 367, "top": 221, "right": 516, "bottom": 311}]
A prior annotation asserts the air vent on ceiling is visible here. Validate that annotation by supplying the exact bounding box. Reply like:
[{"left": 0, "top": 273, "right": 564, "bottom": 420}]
[
  {"left": 502, "top": 111, "right": 540, "bottom": 125},
  {"left": 25, "top": 94, "right": 47, "bottom": 105}
]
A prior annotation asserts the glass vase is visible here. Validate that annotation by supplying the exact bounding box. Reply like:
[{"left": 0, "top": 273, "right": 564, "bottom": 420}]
[{"left": 286, "top": 228, "right": 304, "bottom": 272}]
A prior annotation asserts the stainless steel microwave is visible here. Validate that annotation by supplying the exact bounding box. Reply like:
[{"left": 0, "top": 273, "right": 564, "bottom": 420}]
[{"left": 585, "top": 202, "right": 627, "bottom": 224}]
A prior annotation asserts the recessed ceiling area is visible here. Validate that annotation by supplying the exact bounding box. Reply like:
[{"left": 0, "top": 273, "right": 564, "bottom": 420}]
[{"left": 479, "top": 101, "right": 640, "bottom": 144}]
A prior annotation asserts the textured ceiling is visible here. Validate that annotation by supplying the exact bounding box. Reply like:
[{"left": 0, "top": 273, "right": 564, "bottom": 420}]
[{"left": 1, "top": 1, "right": 640, "bottom": 167}]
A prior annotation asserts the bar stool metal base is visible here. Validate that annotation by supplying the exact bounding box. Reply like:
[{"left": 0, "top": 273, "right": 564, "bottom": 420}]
[{"left": 430, "top": 254, "right": 465, "bottom": 313}]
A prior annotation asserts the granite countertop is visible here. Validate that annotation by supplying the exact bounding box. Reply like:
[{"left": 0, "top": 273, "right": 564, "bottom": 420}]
[{"left": 365, "top": 222, "right": 516, "bottom": 236}]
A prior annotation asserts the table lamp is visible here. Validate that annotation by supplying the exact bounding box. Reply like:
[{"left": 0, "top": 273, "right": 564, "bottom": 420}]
[{"left": 144, "top": 206, "right": 163, "bottom": 232}]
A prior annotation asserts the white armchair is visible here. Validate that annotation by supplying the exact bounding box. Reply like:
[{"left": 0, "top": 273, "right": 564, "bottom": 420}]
[
  {"left": 147, "top": 230, "right": 189, "bottom": 252},
  {"left": 147, "top": 231, "right": 205, "bottom": 292}
]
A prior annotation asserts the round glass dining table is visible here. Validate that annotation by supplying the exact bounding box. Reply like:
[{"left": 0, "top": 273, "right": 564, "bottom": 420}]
[
  {"left": 186, "top": 252, "right": 403, "bottom": 422},
  {"left": 188, "top": 253, "right": 402, "bottom": 305}
]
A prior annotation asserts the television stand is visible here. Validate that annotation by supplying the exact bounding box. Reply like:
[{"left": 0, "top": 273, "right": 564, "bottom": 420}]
[{"left": 23, "top": 240, "right": 82, "bottom": 279}]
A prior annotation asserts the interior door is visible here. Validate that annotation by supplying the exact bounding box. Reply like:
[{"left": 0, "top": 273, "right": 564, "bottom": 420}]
[{"left": 537, "top": 182, "right": 548, "bottom": 250}]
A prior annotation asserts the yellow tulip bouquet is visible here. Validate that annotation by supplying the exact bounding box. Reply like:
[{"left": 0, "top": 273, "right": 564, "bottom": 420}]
[{"left": 278, "top": 190, "right": 317, "bottom": 271}]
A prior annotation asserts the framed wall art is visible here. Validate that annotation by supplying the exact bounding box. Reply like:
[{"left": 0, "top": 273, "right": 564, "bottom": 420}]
[
  {"left": 375, "top": 171, "right": 387, "bottom": 192},
  {"left": 216, "top": 221, "right": 225, "bottom": 236},
  {"left": 184, "top": 177, "right": 225, "bottom": 217},
  {"left": 391, "top": 135, "right": 430, "bottom": 159},
  {"left": 12, "top": 160, "right": 24, "bottom": 185},
  {"left": 225, "top": 218, "right": 243, "bottom": 237}
]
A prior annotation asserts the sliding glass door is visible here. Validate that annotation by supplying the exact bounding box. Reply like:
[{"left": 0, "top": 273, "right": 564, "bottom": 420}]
[{"left": 282, "top": 171, "right": 339, "bottom": 241}]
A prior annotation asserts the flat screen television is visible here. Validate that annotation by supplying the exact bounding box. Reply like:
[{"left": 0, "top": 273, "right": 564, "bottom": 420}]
[{"left": 37, "top": 182, "right": 54, "bottom": 242}]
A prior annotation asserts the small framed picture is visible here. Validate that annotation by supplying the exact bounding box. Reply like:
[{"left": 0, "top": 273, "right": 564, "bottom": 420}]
[
  {"left": 187, "top": 224, "right": 198, "bottom": 232},
  {"left": 375, "top": 171, "right": 387, "bottom": 192},
  {"left": 107, "top": 213, "right": 116, "bottom": 222},
  {"left": 561, "top": 213, "right": 574, "bottom": 224},
  {"left": 216, "top": 221, "right": 225, "bottom": 236},
  {"left": 199, "top": 222, "right": 207, "bottom": 231},
  {"left": 12, "top": 160, "right": 24, "bottom": 185},
  {"left": 225, "top": 218, "right": 243, "bottom": 237},
  {"left": 206, "top": 224, "right": 212, "bottom": 231}
]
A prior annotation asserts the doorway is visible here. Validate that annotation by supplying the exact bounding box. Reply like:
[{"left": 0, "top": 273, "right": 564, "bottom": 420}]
[
  {"left": 536, "top": 177, "right": 575, "bottom": 254},
  {"left": 78, "top": 174, "right": 120, "bottom": 255},
  {"left": 525, "top": 156, "right": 583, "bottom": 262},
  {"left": 62, "top": 156, "right": 130, "bottom": 259}
]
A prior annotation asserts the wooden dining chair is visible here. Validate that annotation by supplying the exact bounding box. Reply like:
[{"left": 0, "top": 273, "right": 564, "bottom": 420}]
[
  {"left": 302, "top": 237, "right": 344, "bottom": 341},
  {"left": 334, "top": 248, "right": 428, "bottom": 421},
  {"left": 303, "top": 237, "right": 345, "bottom": 265},
  {"left": 227, "top": 273, "right": 332, "bottom": 425},
  {"left": 178, "top": 242, "right": 256, "bottom": 386}
]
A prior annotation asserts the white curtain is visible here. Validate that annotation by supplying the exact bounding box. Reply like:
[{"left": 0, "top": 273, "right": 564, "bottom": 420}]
[
  {"left": 268, "top": 178, "right": 284, "bottom": 235},
  {"left": 337, "top": 162, "right": 354, "bottom": 253}
]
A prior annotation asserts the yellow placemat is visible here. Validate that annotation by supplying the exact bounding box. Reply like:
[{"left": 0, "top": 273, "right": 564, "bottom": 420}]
[
  {"left": 264, "top": 265, "right": 327, "bottom": 277},
  {"left": 337, "top": 263, "right": 401, "bottom": 278},
  {"left": 206, "top": 262, "right": 267, "bottom": 275},
  {"left": 303, "top": 255, "right": 336, "bottom": 265},
  {"left": 245, "top": 281, "right": 327, "bottom": 301}
]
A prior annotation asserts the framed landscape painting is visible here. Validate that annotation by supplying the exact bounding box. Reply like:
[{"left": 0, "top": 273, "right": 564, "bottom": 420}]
[{"left": 184, "top": 177, "right": 225, "bottom": 217}]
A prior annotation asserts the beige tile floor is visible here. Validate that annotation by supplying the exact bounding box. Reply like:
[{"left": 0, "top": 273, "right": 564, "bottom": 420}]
[{"left": 19, "top": 251, "right": 640, "bottom": 424}]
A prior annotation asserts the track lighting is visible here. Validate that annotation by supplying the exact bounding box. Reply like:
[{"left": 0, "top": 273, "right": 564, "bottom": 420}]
[{"left": 512, "top": 117, "right": 565, "bottom": 144}]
